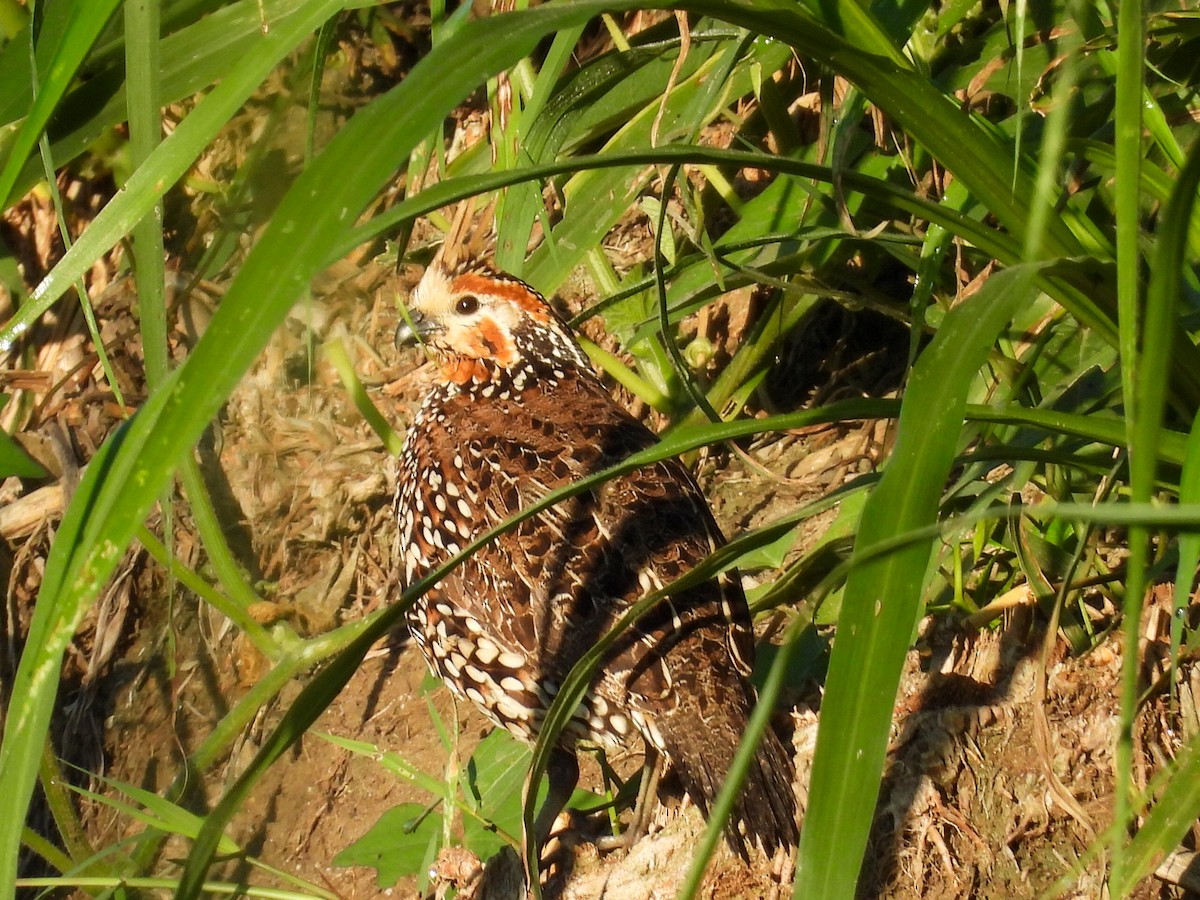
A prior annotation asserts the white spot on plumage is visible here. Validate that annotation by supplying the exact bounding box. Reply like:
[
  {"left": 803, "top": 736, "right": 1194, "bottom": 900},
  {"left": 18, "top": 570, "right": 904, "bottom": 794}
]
[
  {"left": 498, "top": 651, "right": 526, "bottom": 669},
  {"left": 475, "top": 638, "right": 500, "bottom": 664},
  {"left": 497, "top": 694, "right": 532, "bottom": 722}
]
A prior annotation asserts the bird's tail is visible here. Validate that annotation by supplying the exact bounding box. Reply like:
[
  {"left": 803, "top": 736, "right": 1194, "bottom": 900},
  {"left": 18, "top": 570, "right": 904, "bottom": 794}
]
[{"left": 656, "top": 687, "right": 798, "bottom": 858}]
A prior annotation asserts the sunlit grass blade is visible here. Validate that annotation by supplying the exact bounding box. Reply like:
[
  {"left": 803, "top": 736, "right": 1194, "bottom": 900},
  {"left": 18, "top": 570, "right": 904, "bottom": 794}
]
[
  {"left": 794, "top": 262, "right": 1048, "bottom": 895},
  {"left": 0, "top": 0, "right": 347, "bottom": 346},
  {"left": 1171, "top": 410, "right": 1200, "bottom": 673},
  {"left": 123, "top": 0, "right": 168, "bottom": 390},
  {"left": 1113, "top": 140, "right": 1200, "bottom": 897},
  {"left": 323, "top": 336, "right": 404, "bottom": 455},
  {"left": 0, "top": 0, "right": 122, "bottom": 208}
]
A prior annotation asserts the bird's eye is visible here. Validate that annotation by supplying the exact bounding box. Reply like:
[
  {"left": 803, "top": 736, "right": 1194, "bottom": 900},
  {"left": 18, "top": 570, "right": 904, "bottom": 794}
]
[{"left": 455, "top": 295, "right": 479, "bottom": 315}]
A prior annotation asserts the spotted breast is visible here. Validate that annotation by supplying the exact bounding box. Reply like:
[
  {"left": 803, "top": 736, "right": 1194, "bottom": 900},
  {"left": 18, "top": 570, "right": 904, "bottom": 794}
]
[{"left": 393, "top": 261, "right": 796, "bottom": 861}]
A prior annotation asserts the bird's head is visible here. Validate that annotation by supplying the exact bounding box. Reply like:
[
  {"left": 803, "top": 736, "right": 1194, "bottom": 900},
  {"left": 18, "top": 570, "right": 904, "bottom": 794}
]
[{"left": 397, "top": 263, "right": 591, "bottom": 385}]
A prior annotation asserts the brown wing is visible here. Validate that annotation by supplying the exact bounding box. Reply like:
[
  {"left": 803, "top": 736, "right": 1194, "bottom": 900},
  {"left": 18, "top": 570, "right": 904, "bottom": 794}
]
[{"left": 405, "top": 371, "right": 752, "bottom": 742}]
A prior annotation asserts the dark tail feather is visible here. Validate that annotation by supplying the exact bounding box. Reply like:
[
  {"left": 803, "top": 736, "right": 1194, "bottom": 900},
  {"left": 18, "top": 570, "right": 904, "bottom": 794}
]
[
  {"left": 658, "top": 698, "right": 798, "bottom": 858},
  {"left": 735, "top": 722, "right": 798, "bottom": 856}
]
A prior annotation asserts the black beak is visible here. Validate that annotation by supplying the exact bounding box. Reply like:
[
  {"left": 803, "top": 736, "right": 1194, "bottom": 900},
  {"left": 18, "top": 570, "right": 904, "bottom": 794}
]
[{"left": 395, "top": 309, "right": 439, "bottom": 347}]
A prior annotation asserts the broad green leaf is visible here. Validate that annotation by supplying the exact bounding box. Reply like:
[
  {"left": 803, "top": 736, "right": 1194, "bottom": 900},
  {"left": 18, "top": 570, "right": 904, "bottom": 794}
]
[
  {"left": 461, "top": 729, "right": 536, "bottom": 860},
  {"left": 332, "top": 803, "right": 443, "bottom": 890}
]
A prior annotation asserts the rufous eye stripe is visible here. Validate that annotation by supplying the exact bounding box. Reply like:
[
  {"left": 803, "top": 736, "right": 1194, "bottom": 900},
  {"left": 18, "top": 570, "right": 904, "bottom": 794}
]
[{"left": 453, "top": 273, "right": 552, "bottom": 321}]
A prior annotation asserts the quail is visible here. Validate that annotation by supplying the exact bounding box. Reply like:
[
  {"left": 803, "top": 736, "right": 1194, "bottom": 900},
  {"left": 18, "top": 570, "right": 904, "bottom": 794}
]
[{"left": 393, "top": 260, "right": 797, "bottom": 869}]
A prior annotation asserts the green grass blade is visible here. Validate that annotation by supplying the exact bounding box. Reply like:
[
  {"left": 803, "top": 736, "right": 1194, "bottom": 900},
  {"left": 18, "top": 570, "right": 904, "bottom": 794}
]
[
  {"left": 0, "top": 0, "right": 346, "bottom": 347},
  {"left": 964, "top": 404, "right": 1188, "bottom": 465},
  {"left": 676, "top": 619, "right": 804, "bottom": 899},
  {"left": 493, "top": 21, "right": 585, "bottom": 272},
  {"left": 793, "top": 262, "right": 1048, "bottom": 895},
  {"left": 1113, "top": 0, "right": 1145, "bottom": 445},
  {"left": 1171, "top": 410, "right": 1200, "bottom": 672},
  {"left": 0, "top": 424, "right": 45, "bottom": 477},
  {"left": 66, "top": 776, "right": 241, "bottom": 857},
  {"left": 323, "top": 337, "right": 404, "bottom": 455},
  {"left": 1119, "top": 728, "right": 1200, "bottom": 889},
  {"left": 0, "top": 0, "right": 122, "bottom": 208},
  {"left": 123, "top": 0, "right": 168, "bottom": 390},
  {"left": 1113, "top": 141, "right": 1200, "bottom": 897}
]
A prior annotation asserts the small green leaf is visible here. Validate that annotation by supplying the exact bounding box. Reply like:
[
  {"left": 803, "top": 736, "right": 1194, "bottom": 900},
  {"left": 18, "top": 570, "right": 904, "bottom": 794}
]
[
  {"left": 333, "top": 803, "right": 443, "bottom": 890},
  {"left": 461, "top": 729, "right": 538, "bottom": 860},
  {"left": 0, "top": 427, "right": 44, "bottom": 479},
  {"left": 734, "top": 524, "right": 797, "bottom": 571}
]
